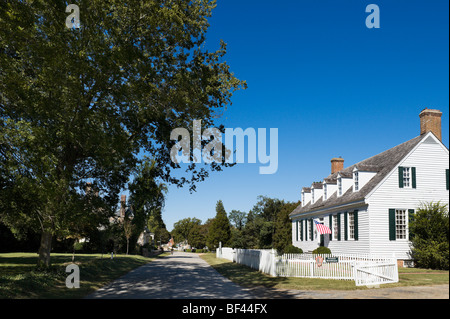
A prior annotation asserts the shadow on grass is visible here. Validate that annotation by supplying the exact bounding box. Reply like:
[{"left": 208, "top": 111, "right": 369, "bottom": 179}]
[
  {"left": 200, "top": 254, "right": 310, "bottom": 299},
  {"left": 0, "top": 253, "right": 161, "bottom": 299},
  {"left": 200, "top": 253, "right": 360, "bottom": 298}
]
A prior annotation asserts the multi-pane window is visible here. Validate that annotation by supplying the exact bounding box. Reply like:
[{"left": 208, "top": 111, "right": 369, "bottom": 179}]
[
  {"left": 348, "top": 212, "right": 355, "bottom": 239},
  {"left": 338, "top": 178, "right": 342, "bottom": 196},
  {"left": 354, "top": 171, "right": 359, "bottom": 191},
  {"left": 402, "top": 167, "right": 411, "bottom": 188},
  {"left": 396, "top": 209, "right": 407, "bottom": 239},
  {"left": 333, "top": 215, "right": 339, "bottom": 240},
  {"left": 323, "top": 184, "right": 327, "bottom": 200},
  {"left": 309, "top": 220, "right": 314, "bottom": 241}
]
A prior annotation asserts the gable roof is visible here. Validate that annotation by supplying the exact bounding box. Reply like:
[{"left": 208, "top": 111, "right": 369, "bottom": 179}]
[{"left": 290, "top": 134, "right": 427, "bottom": 217}]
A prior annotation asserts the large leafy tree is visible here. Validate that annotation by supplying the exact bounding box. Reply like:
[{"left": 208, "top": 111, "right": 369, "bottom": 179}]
[
  {"left": 0, "top": 0, "right": 245, "bottom": 266},
  {"left": 128, "top": 159, "right": 167, "bottom": 249},
  {"left": 147, "top": 208, "right": 170, "bottom": 248},
  {"left": 172, "top": 217, "right": 202, "bottom": 244},
  {"left": 241, "top": 196, "right": 283, "bottom": 249}
]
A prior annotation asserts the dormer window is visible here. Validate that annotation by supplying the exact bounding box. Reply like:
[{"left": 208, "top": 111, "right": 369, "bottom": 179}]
[
  {"left": 354, "top": 171, "right": 359, "bottom": 191},
  {"left": 311, "top": 189, "right": 315, "bottom": 203},
  {"left": 323, "top": 184, "right": 328, "bottom": 200},
  {"left": 338, "top": 177, "right": 342, "bottom": 196}
]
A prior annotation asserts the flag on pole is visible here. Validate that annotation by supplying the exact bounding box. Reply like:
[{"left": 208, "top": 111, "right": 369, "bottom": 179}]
[{"left": 314, "top": 220, "right": 332, "bottom": 235}]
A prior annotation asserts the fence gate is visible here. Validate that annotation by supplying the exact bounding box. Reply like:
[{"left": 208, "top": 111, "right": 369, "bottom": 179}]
[{"left": 353, "top": 261, "right": 399, "bottom": 286}]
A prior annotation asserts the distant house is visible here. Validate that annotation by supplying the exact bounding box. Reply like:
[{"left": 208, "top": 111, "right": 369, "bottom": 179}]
[{"left": 290, "top": 109, "right": 449, "bottom": 266}]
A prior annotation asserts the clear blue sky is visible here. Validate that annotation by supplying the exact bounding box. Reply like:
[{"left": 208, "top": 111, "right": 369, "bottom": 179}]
[{"left": 156, "top": 0, "right": 449, "bottom": 231}]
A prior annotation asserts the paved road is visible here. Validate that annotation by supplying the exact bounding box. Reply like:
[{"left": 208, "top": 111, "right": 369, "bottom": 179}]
[
  {"left": 87, "top": 252, "right": 254, "bottom": 299},
  {"left": 87, "top": 252, "right": 448, "bottom": 299}
]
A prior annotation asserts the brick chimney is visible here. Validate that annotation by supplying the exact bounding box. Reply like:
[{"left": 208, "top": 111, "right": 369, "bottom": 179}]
[
  {"left": 419, "top": 108, "right": 442, "bottom": 141},
  {"left": 120, "top": 195, "right": 126, "bottom": 218},
  {"left": 331, "top": 157, "right": 344, "bottom": 174}
]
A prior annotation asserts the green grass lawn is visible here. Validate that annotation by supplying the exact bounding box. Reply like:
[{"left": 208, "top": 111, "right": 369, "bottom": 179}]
[
  {"left": 200, "top": 253, "right": 449, "bottom": 291},
  {"left": 0, "top": 252, "right": 167, "bottom": 299}
]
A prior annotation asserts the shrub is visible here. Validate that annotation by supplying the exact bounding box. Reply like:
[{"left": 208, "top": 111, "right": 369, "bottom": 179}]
[
  {"left": 312, "top": 246, "right": 331, "bottom": 254},
  {"left": 73, "top": 242, "right": 84, "bottom": 252},
  {"left": 409, "top": 202, "right": 449, "bottom": 270},
  {"left": 283, "top": 245, "right": 303, "bottom": 254}
]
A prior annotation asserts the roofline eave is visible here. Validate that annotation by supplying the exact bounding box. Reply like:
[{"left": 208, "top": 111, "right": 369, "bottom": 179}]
[{"left": 290, "top": 199, "right": 367, "bottom": 219}]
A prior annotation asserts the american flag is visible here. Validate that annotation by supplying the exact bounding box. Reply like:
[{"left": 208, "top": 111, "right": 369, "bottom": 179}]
[{"left": 314, "top": 220, "right": 332, "bottom": 235}]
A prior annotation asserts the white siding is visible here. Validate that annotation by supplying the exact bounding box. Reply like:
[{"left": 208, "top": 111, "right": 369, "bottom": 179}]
[
  {"left": 338, "top": 177, "right": 353, "bottom": 196},
  {"left": 366, "top": 138, "right": 449, "bottom": 260},
  {"left": 311, "top": 187, "right": 323, "bottom": 204},
  {"left": 301, "top": 191, "right": 311, "bottom": 207},
  {"left": 323, "top": 183, "right": 337, "bottom": 201},
  {"left": 356, "top": 171, "right": 377, "bottom": 191},
  {"left": 291, "top": 206, "right": 370, "bottom": 254}
]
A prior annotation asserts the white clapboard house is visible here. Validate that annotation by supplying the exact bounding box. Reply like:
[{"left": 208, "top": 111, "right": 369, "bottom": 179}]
[{"left": 289, "top": 109, "right": 449, "bottom": 266}]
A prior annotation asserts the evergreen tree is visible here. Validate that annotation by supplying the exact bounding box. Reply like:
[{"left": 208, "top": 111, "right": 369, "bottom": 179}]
[
  {"left": 273, "top": 201, "right": 300, "bottom": 253},
  {"left": 207, "top": 200, "right": 231, "bottom": 249}
]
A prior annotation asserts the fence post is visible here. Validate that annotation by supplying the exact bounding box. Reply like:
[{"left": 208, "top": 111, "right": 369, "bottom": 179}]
[
  {"left": 392, "top": 252, "right": 399, "bottom": 282},
  {"left": 271, "top": 248, "right": 277, "bottom": 277},
  {"left": 217, "top": 241, "right": 222, "bottom": 259}
]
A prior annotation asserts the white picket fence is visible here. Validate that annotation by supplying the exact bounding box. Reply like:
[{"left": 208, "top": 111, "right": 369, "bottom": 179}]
[
  {"left": 216, "top": 248, "right": 398, "bottom": 286},
  {"left": 217, "top": 247, "right": 277, "bottom": 276}
]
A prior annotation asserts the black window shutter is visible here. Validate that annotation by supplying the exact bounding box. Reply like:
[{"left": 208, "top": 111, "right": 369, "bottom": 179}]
[
  {"left": 310, "top": 219, "right": 313, "bottom": 241},
  {"left": 408, "top": 209, "right": 415, "bottom": 241},
  {"left": 305, "top": 220, "right": 308, "bottom": 241},
  {"left": 354, "top": 210, "right": 359, "bottom": 241},
  {"left": 337, "top": 213, "right": 341, "bottom": 241},
  {"left": 329, "top": 215, "right": 333, "bottom": 241},
  {"left": 344, "top": 212, "right": 348, "bottom": 241},
  {"left": 398, "top": 167, "right": 404, "bottom": 188},
  {"left": 300, "top": 220, "right": 303, "bottom": 241},
  {"left": 412, "top": 167, "right": 417, "bottom": 189},
  {"left": 389, "top": 209, "right": 396, "bottom": 241},
  {"left": 296, "top": 220, "right": 298, "bottom": 241}
]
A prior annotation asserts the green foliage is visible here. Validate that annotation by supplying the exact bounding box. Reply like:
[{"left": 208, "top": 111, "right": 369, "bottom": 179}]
[
  {"left": 0, "top": 253, "right": 155, "bottom": 298},
  {"left": 409, "top": 202, "right": 449, "bottom": 270},
  {"left": 128, "top": 159, "right": 168, "bottom": 249},
  {"left": 147, "top": 209, "right": 171, "bottom": 247},
  {"left": 171, "top": 196, "right": 300, "bottom": 251},
  {"left": 188, "top": 224, "right": 207, "bottom": 249},
  {"left": 312, "top": 246, "right": 331, "bottom": 255},
  {"left": 73, "top": 242, "right": 84, "bottom": 252},
  {"left": 207, "top": 200, "right": 231, "bottom": 249},
  {"left": 239, "top": 196, "right": 299, "bottom": 250},
  {"left": 228, "top": 210, "right": 247, "bottom": 230},
  {"left": 273, "top": 201, "right": 300, "bottom": 253},
  {"left": 283, "top": 245, "right": 303, "bottom": 254},
  {"left": 0, "top": 0, "right": 245, "bottom": 266},
  {"left": 172, "top": 217, "right": 202, "bottom": 244}
]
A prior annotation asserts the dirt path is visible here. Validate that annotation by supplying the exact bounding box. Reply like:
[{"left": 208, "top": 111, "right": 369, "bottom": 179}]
[{"left": 249, "top": 284, "right": 449, "bottom": 299}]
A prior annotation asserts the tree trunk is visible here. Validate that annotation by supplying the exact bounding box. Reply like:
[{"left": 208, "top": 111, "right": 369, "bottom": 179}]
[
  {"left": 38, "top": 231, "right": 52, "bottom": 268},
  {"left": 126, "top": 239, "right": 129, "bottom": 255}
]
